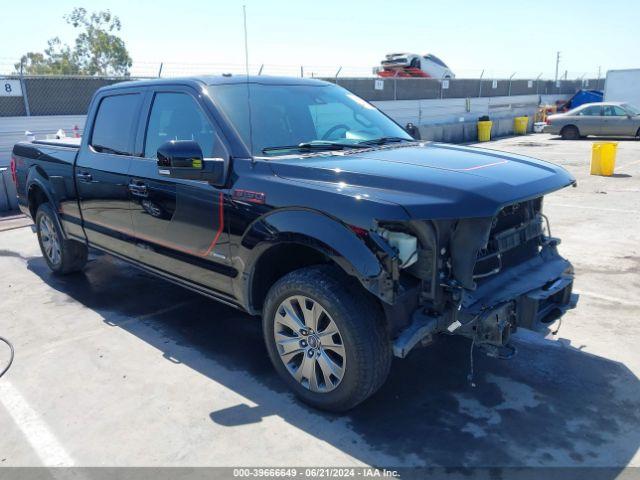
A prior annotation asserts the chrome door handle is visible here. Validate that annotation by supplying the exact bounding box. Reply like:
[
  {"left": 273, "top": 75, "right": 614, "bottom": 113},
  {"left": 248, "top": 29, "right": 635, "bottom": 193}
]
[
  {"left": 76, "top": 171, "right": 93, "bottom": 182},
  {"left": 128, "top": 182, "right": 148, "bottom": 197}
]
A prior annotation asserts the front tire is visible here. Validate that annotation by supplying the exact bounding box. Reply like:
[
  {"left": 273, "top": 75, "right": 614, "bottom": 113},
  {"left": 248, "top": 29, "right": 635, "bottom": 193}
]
[
  {"left": 36, "top": 203, "right": 88, "bottom": 274},
  {"left": 263, "top": 266, "right": 392, "bottom": 412}
]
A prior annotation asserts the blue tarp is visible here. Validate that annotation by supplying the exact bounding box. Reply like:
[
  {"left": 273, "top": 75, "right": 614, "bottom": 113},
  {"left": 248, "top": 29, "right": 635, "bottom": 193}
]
[{"left": 566, "top": 89, "right": 604, "bottom": 110}]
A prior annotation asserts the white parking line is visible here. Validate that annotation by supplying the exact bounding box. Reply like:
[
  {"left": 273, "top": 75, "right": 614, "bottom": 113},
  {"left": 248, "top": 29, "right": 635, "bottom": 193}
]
[{"left": 0, "top": 381, "right": 74, "bottom": 466}]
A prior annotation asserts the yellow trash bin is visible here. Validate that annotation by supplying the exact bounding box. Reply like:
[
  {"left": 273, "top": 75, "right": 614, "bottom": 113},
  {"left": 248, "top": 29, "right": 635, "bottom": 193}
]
[
  {"left": 477, "top": 120, "right": 492, "bottom": 142},
  {"left": 591, "top": 142, "right": 618, "bottom": 176},
  {"left": 514, "top": 116, "right": 528, "bottom": 135}
]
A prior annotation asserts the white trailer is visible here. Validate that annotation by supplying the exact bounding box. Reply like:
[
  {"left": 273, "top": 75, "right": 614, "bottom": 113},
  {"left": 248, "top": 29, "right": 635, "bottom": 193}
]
[{"left": 604, "top": 69, "right": 640, "bottom": 107}]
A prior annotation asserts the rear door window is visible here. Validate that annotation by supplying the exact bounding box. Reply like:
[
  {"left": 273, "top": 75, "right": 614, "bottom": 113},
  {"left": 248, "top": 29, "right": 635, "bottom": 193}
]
[{"left": 91, "top": 94, "right": 141, "bottom": 155}]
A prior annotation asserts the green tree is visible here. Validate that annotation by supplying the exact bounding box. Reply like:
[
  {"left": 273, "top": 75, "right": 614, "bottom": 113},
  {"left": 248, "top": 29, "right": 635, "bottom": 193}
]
[
  {"left": 17, "top": 38, "right": 80, "bottom": 75},
  {"left": 15, "top": 8, "right": 132, "bottom": 76}
]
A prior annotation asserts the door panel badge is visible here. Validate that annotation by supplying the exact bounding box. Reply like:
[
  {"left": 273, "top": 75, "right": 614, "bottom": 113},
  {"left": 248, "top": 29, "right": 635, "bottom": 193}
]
[{"left": 232, "top": 189, "right": 266, "bottom": 204}]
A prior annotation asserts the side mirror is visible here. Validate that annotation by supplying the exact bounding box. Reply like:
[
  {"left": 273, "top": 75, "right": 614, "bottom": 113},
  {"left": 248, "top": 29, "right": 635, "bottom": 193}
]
[{"left": 157, "top": 140, "right": 225, "bottom": 184}]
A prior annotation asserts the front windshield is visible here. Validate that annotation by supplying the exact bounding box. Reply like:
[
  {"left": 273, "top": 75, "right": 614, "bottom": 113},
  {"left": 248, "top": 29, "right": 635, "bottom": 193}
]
[
  {"left": 209, "top": 83, "right": 412, "bottom": 156},
  {"left": 623, "top": 103, "right": 640, "bottom": 115}
]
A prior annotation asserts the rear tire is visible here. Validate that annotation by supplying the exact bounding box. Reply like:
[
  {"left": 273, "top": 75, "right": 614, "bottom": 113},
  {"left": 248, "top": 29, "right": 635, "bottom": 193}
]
[
  {"left": 36, "top": 203, "right": 88, "bottom": 274},
  {"left": 561, "top": 125, "right": 580, "bottom": 140},
  {"left": 263, "top": 265, "right": 392, "bottom": 412}
]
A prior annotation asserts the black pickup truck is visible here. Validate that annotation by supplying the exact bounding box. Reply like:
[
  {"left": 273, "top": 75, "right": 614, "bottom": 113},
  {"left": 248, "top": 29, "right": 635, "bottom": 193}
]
[{"left": 11, "top": 76, "right": 578, "bottom": 411}]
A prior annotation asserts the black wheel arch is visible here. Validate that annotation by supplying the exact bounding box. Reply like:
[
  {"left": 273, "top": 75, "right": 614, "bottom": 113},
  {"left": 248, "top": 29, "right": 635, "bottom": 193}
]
[
  {"left": 26, "top": 172, "right": 68, "bottom": 241},
  {"left": 239, "top": 208, "right": 390, "bottom": 314}
]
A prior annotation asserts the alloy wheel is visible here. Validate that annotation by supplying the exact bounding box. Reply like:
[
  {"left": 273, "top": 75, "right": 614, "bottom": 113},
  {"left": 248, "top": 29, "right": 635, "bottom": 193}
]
[
  {"left": 39, "top": 215, "right": 61, "bottom": 266},
  {"left": 273, "top": 295, "right": 346, "bottom": 393}
]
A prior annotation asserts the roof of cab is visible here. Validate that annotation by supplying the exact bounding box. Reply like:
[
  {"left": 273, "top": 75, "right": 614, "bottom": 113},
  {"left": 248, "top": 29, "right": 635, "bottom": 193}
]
[{"left": 99, "top": 75, "right": 330, "bottom": 93}]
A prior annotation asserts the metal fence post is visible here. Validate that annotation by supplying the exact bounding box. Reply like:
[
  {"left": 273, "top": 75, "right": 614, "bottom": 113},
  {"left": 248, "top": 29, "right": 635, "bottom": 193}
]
[
  {"left": 393, "top": 71, "right": 398, "bottom": 101},
  {"left": 19, "top": 60, "right": 31, "bottom": 116},
  {"left": 439, "top": 74, "right": 448, "bottom": 100}
]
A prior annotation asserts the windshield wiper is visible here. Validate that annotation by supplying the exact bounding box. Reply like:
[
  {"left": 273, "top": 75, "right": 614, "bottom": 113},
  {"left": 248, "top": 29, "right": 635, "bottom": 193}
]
[
  {"left": 354, "top": 136, "right": 414, "bottom": 146},
  {"left": 261, "top": 140, "right": 367, "bottom": 154}
]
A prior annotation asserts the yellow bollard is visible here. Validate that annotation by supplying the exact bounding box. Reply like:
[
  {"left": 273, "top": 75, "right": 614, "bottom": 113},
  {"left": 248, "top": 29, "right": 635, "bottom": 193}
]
[
  {"left": 477, "top": 120, "right": 492, "bottom": 142},
  {"left": 591, "top": 142, "right": 618, "bottom": 176},
  {"left": 514, "top": 116, "right": 528, "bottom": 135}
]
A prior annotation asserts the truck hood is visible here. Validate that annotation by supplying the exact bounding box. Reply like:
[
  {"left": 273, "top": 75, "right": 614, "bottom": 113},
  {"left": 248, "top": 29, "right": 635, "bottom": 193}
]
[{"left": 269, "top": 143, "right": 575, "bottom": 219}]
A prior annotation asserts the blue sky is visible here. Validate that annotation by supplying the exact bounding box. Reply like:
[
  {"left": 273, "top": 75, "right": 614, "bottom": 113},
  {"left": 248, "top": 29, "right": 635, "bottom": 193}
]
[{"left": 1, "top": 0, "right": 638, "bottom": 78}]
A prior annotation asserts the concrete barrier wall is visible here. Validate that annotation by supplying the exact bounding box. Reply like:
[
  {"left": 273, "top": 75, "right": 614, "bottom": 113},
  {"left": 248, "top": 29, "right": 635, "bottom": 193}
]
[
  {"left": 0, "top": 168, "right": 18, "bottom": 211},
  {"left": 0, "top": 115, "right": 86, "bottom": 211},
  {"left": 373, "top": 94, "right": 569, "bottom": 143},
  {"left": 0, "top": 115, "right": 86, "bottom": 167}
]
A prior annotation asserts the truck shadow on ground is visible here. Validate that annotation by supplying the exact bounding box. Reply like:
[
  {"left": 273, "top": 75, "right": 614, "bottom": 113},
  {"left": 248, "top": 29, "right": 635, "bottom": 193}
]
[{"left": 27, "top": 253, "right": 640, "bottom": 470}]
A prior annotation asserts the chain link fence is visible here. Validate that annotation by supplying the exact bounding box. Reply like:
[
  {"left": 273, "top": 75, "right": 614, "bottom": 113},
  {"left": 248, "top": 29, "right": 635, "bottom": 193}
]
[
  {"left": 0, "top": 73, "right": 602, "bottom": 118},
  {"left": 0, "top": 76, "right": 128, "bottom": 117}
]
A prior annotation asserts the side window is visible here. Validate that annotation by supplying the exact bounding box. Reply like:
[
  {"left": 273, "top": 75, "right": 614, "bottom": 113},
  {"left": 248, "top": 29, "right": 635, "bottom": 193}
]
[
  {"left": 579, "top": 106, "right": 601, "bottom": 116},
  {"left": 144, "top": 92, "right": 216, "bottom": 158},
  {"left": 604, "top": 105, "right": 627, "bottom": 116},
  {"left": 91, "top": 94, "right": 140, "bottom": 155}
]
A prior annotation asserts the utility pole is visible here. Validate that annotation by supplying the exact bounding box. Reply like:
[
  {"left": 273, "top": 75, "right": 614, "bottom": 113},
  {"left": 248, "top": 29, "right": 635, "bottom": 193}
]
[
  {"left": 597, "top": 65, "right": 602, "bottom": 89},
  {"left": 554, "top": 51, "right": 561, "bottom": 84}
]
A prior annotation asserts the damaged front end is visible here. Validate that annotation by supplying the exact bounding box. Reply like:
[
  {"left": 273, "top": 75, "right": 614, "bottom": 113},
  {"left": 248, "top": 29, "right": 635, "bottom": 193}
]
[{"left": 378, "top": 197, "right": 579, "bottom": 358}]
